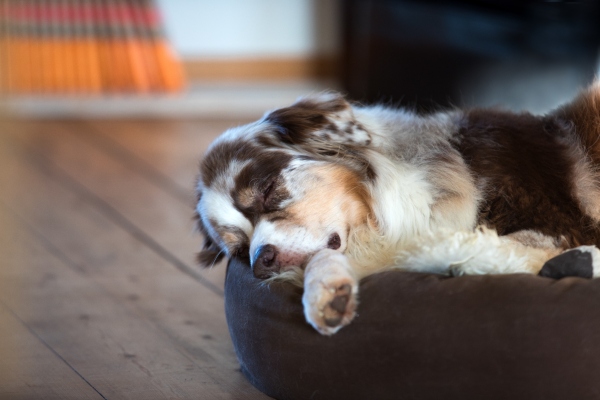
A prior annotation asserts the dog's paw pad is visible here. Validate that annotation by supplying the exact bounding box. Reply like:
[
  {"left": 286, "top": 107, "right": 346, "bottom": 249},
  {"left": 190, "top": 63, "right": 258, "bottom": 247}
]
[
  {"left": 304, "top": 279, "right": 357, "bottom": 335},
  {"left": 323, "top": 284, "right": 351, "bottom": 327},
  {"left": 539, "top": 249, "right": 593, "bottom": 279}
]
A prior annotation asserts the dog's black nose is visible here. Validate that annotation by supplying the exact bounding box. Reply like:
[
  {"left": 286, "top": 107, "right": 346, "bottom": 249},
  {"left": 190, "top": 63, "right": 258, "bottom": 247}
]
[{"left": 253, "top": 244, "right": 279, "bottom": 279}]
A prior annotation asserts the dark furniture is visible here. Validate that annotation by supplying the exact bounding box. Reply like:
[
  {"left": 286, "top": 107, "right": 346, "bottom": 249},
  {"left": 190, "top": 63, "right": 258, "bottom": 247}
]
[{"left": 341, "top": 0, "right": 600, "bottom": 111}]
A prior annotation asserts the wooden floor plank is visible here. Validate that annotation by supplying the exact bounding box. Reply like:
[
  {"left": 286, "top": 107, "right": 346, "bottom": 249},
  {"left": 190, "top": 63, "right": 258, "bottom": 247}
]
[
  {"left": 0, "top": 213, "right": 103, "bottom": 400},
  {"left": 0, "top": 209, "right": 236, "bottom": 400},
  {"left": 0, "top": 124, "right": 270, "bottom": 399},
  {"left": 83, "top": 119, "right": 247, "bottom": 201},
  {"left": 0, "top": 305, "right": 105, "bottom": 400},
  {"left": 9, "top": 119, "right": 228, "bottom": 294}
]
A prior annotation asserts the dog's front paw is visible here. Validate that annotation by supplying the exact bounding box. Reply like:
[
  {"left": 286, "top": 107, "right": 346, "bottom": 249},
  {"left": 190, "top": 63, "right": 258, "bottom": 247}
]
[
  {"left": 303, "top": 277, "right": 357, "bottom": 335},
  {"left": 302, "top": 249, "right": 357, "bottom": 335},
  {"left": 539, "top": 246, "right": 600, "bottom": 279}
]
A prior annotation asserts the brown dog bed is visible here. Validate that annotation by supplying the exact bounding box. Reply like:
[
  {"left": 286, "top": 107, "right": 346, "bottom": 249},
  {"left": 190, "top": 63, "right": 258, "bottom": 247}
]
[{"left": 225, "top": 258, "right": 600, "bottom": 400}]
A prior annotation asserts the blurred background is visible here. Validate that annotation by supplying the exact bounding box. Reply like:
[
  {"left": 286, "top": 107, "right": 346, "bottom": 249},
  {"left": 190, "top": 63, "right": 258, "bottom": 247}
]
[
  {"left": 340, "top": 0, "right": 600, "bottom": 113},
  {"left": 2, "top": 0, "right": 600, "bottom": 117}
]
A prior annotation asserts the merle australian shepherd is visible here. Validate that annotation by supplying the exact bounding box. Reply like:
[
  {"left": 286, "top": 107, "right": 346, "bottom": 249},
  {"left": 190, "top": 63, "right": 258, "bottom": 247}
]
[{"left": 194, "top": 83, "right": 600, "bottom": 335}]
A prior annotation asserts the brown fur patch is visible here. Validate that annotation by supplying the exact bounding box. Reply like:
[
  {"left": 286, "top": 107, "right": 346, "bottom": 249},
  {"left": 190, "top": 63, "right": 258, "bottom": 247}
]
[
  {"left": 263, "top": 94, "right": 377, "bottom": 183},
  {"left": 212, "top": 223, "right": 250, "bottom": 259},
  {"left": 265, "top": 94, "right": 350, "bottom": 145},
  {"left": 200, "top": 141, "right": 263, "bottom": 187},
  {"left": 553, "top": 83, "right": 600, "bottom": 164},
  {"left": 196, "top": 217, "right": 251, "bottom": 264},
  {"left": 457, "top": 109, "right": 600, "bottom": 247},
  {"left": 236, "top": 187, "right": 255, "bottom": 209},
  {"left": 193, "top": 211, "right": 226, "bottom": 267},
  {"left": 232, "top": 151, "right": 293, "bottom": 224}
]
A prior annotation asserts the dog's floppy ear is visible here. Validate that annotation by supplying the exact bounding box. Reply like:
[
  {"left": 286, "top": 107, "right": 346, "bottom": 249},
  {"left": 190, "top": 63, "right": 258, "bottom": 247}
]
[
  {"left": 266, "top": 92, "right": 376, "bottom": 180},
  {"left": 193, "top": 210, "right": 225, "bottom": 267},
  {"left": 194, "top": 185, "right": 225, "bottom": 267},
  {"left": 265, "top": 92, "right": 371, "bottom": 147}
]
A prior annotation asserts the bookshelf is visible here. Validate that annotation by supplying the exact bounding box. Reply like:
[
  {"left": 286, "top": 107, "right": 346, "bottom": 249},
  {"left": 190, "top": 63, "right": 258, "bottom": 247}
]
[{"left": 0, "top": 0, "right": 185, "bottom": 95}]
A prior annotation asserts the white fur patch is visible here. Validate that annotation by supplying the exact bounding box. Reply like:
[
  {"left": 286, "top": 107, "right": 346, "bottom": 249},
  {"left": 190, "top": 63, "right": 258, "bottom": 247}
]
[
  {"left": 396, "top": 228, "right": 555, "bottom": 276},
  {"left": 573, "top": 245, "right": 600, "bottom": 278},
  {"left": 368, "top": 152, "right": 434, "bottom": 244},
  {"left": 250, "top": 220, "right": 321, "bottom": 268},
  {"left": 198, "top": 189, "right": 253, "bottom": 250},
  {"left": 207, "top": 120, "right": 266, "bottom": 150}
]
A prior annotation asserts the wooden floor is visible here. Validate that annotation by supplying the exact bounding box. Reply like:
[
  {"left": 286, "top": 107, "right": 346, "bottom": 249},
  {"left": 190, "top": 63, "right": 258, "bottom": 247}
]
[{"left": 0, "top": 117, "right": 272, "bottom": 399}]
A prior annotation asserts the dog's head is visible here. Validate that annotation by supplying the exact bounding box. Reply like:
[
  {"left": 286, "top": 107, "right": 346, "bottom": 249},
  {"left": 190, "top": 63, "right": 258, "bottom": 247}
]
[{"left": 195, "top": 93, "right": 375, "bottom": 278}]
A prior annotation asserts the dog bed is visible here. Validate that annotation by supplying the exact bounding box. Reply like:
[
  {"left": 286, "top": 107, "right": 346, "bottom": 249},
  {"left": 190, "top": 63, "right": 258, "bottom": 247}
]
[{"left": 225, "top": 257, "right": 600, "bottom": 400}]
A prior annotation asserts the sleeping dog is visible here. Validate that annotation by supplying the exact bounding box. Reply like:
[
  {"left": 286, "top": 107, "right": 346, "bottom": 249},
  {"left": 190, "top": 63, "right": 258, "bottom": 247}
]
[{"left": 195, "top": 83, "right": 600, "bottom": 335}]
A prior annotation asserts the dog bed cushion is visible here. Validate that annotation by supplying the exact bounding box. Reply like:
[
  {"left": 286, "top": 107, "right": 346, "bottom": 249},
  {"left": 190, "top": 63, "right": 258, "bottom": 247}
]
[{"left": 225, "top": 258, "right": 600, "bottom": 400}]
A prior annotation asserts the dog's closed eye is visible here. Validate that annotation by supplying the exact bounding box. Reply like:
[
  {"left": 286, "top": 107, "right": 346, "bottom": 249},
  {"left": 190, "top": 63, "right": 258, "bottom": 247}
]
[
  {"left": 260, "top": 178, "right": 286, "bottom": 212},
  {"left": 262, "top": 179, "right": 275, "bottom": 204}
]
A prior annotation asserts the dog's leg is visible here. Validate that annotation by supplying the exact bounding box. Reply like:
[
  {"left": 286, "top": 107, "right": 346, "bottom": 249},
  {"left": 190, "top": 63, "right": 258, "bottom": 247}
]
[
  {"left": 505, "top": 230, "right": 600, "bottom": 279},
  {"left": 398, "top": 228, "right": 600, "bottom": 278},
  {"left": 302, "top": 249, "right": 358, "bottom": 335},
  {"left": 397, "top": 228, "right": 561, "bottom": 276},
  {"left": 539, "top": 246, "right": 600, "bottom": 279}
]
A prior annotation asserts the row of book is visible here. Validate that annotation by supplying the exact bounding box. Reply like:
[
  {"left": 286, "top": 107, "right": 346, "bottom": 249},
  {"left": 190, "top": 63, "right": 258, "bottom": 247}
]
[{"left": 0, "top": 0, "right": 186, "bottom": 94}]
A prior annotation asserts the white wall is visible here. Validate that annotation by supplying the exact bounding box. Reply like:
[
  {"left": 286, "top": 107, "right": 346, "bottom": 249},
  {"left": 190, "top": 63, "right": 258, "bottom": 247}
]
[{"left": 156, "top": 0, "right": 340, "bottom": 59}]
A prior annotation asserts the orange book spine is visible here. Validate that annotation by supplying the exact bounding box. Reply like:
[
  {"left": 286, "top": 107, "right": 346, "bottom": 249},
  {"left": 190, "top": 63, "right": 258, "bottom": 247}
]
[
  {"left": 108, "top": 0, "right": 134, "bottom": 92},
  {"left": 13, "top": 0, "right": 32, "bottom": 93},
  {"left": 49, "top": 0, "right": 66, "bottom": 93},
  {"left": 7, "top": 1, "right": 17, "bottom": 93},
  {"left": 119, "top": 0, "right": 148, "bottom": 92},
  {"left": 95, "top": 0, "right": 112, "bottom": 91},
  {"left": 143, "top": 0, "right": 184, "bottom": 93},
  {"left": 106, "top": 0, "right": 127, "bottom": 91},
  {"left": 22, "top": 0, "right": 31, "bottom": 93},
  {"left": 39, "top": 0, "right": 54, "bottom": 93},
  {"left": 60, "top": 0, "right": 76, "bottom": 93},
  {"left": 6, "top": 0, "right": 14, "bottom": 93},
  {"left": 129, "top": 0, "right": 159, "bottom": 92},
  {"left": 64, "top": 0, "right": 79, "bottom": 93},
  {"left": 82, "top": 0, "right": 100, "bottom": 93},
  {"left": 25, "top": 0, "right": 41, "bottom": 93},
  {"left": 154, "top": 41, "right": 184, "bottom": 93},
  {"left": 0, "top": 0, "right": 8, "bottom": 94},
  {"left": 71, "top": 0, "right": 87, "bottom": 93}
]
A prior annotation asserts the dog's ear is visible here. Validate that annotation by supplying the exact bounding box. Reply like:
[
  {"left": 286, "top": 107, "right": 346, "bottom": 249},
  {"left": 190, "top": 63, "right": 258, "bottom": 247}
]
[
  {"left": 194, "top": 184, "right": 224, "bottom": 267},
  {"left": 193, "top": 210, "right": 225, "bottom": 267},
  {"left": 196, "top": 241, "right": 225, "bottom": 267},
  {"left": 266, "top": 92, "right": 376, "bottom": 180},
  {"left": 265, "top": 92, "right": 371, "bottom": 148}
]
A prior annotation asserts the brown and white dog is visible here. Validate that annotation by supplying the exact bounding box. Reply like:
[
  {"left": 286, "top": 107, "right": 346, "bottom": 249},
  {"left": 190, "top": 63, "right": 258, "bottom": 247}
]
[{"left": 195, "top": 83, "right": 600, "bottom": 335}]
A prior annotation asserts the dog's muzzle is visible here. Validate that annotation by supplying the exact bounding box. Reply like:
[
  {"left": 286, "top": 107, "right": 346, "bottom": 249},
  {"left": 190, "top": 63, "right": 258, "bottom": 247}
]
[{"left": 252, "top": 244, "right": 279, "bottom": 279}]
